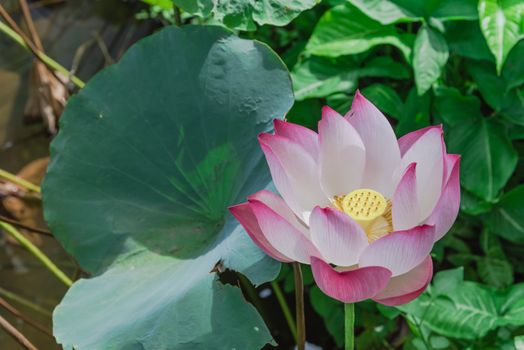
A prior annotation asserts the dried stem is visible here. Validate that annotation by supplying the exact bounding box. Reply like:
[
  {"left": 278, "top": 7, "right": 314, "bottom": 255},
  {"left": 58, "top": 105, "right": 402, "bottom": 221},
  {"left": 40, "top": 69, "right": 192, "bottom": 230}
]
[
  {"left": 0, "top": 314, "right": 38, "bottom": 350},
  {"left": 19, "top": 0, "right": 44, "bottom": 50},
  {"left": 0, "top": 215, "right": 52, "bottom": 236},
  {"left": 0, "top": 4, "right": 85, "bottom": 88},
  {"left": 0, "top": 297, "right": 52, "bottom": 337}
]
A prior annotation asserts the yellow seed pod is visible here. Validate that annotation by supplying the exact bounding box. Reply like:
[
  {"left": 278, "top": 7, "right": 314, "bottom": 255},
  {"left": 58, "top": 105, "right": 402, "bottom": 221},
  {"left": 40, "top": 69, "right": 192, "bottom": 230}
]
[{"left": 341, "top": 189, "right": 388, "bottom": 222}]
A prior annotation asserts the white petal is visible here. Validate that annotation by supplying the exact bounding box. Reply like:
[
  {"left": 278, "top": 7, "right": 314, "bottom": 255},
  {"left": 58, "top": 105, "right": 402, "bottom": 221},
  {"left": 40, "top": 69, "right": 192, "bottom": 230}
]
[
  {"left": 319, "top": 106, "right": 365, "bottom": 198},
  {"left": 346, "top": 91, "right": 401, "bottom": 197},
  {"left": 395, "top": 127, "right": 444, "bottom": 221},
  {"left": 309, "top": 206, "right": 368, "bottom": 266}
]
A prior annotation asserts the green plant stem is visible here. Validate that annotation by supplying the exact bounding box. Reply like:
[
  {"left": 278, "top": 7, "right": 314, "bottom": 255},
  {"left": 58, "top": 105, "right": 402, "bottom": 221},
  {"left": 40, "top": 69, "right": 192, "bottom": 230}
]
[
  {"left": 270, "top": 280, "right": 297, "bottom": 342},
  {"left": 345, "top": 303, "right": 355, "bottom": 350},
  {"left": 292, "top": 262, "right": 305, "bottom": 350},
  {"left": 173, "top": 4, "right": 182, "bottom": 26},
  {"left": 0, "top": 167, "right": 41, "bottom": 193},
  {"left": 0, "top": 222, "right": 73, "bottom": 287},
  {"left": 0, "top": 20, "right": 85, "bottom": 88},
  {"left": 0, "top": 287, "right": 52, "bottom": 317}
]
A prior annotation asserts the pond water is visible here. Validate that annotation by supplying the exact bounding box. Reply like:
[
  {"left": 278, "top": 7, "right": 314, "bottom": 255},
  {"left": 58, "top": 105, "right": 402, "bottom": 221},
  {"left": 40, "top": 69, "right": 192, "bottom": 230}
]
[{"left": 0, "top": 1, "right": 152, "bottom": 348}]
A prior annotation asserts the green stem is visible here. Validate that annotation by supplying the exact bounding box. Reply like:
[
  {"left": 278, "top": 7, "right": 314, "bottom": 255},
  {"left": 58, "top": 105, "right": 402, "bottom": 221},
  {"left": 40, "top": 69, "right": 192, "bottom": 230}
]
[
  {"left": 0, "top": 20, "right": 85, "bottom": 88},
  {"left": 0, "top": 287, "right": 53, "bottom": 317},
  {"left": 271, "top": 280, "right": 297, "bottom": 342},
  {"left": 0, "top": 222, "right": 73, "bottom": 287},
  {"left": 292, "top": 262, "right": 305, "bottom": 350},
  {"left": 173, "top": 4, "right": 182, "bottom": 27},
  {"left": 0, "top": 168, "right": 41, "bottom": 193},
  {"left": 0, "top": 287, "right": 52, "bottom": 317},
  {"left": 345, "top": 303, "right": 355, "bottom": 350}
]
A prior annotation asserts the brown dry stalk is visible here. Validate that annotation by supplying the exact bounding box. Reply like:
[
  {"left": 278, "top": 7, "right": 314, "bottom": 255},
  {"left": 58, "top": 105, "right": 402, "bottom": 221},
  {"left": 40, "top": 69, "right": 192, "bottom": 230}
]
[
  {"left": 0, "top": 297, "right": 52, "bottom": 337},
  {"left": 0, "top": 314, "right": 38, "bottom": 350}
]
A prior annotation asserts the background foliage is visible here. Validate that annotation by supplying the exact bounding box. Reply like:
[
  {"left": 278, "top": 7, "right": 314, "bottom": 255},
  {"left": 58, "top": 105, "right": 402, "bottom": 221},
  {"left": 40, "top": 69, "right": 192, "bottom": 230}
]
[
  {"left": 160, "top": 0, "right": 524, "bottom": 348},
  {"left": 0, "top": 0, "right": 523, "bottom": 349}
]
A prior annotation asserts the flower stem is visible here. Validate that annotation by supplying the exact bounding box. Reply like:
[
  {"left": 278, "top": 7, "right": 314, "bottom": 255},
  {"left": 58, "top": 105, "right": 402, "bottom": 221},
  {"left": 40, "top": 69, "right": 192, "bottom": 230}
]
[
  {"left": 173, "top": 4, "right": 182, "bottom": 27},
  {"left": 292, "top": 262, "right": 305, "bottom": 350},
  {"left": 0, "top": 222, "right": 73, "bottom": 287},
  {"left": 345, "top": 303, "right": 355, "bottom": 350},
  {"left": 0, "top": 167, "right": 41, "bottom": 193},
  {"left": 271, "top": 280, "right": 297, "bottom": 342}
]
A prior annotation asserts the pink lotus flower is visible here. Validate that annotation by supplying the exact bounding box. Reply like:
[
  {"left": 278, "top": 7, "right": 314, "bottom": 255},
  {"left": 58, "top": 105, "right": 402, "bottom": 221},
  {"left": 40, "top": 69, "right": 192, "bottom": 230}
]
[{"left": 230, "top": 91, "right": 460, "bottom": 306}]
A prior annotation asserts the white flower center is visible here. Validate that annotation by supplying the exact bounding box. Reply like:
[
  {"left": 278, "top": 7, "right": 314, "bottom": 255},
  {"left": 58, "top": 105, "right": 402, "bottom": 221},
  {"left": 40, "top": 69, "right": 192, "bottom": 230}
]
[{"left": 333, "top": 188, "right": 392, "bottom": 242}]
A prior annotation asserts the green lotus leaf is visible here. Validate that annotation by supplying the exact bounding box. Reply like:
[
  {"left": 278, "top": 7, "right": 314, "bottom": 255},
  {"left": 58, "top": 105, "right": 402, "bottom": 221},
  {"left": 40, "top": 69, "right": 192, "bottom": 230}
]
[{"left": 43, "top": 25, "right": 294, "bottom": 349}]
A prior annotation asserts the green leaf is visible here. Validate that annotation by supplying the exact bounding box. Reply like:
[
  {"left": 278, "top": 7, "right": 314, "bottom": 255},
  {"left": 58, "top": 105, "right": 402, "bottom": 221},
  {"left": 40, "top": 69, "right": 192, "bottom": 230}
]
[
  {"left": 413, "top": 25, "right": 449, "bottom": 95},
  {"left": 396, "top": 87, "right": 430, "bottom": 136},
  {"left": 359, "top": 56, "right": 411, "bottom": 80},
  {"left": 291, "top": 56, "right": 359, "bottom": 100},
  {"left": 141, "top": 0, "right": 173, "bottom": 9},
  {"left": 326, "top": 93, "right": 352, "bottom": 115},
  {"left": 468, "top": 60, "right": 524, "bottom": 125},
  {"left": 434, "top": 86, "right": 482, "bottom": 126},
  {"left": 398, "top": 270, "right": 500, "bottom": 340},
  {"left": 348, "top": 0, "right": 478, "bottom": 24},
  {"left": 286, "top": 98, "right": 323, "bottom": 131},
  {"left": 496, "top": 283, "right": 524, "bottom": 327},
  {"left": 487, "top": 185, "right": 524, "bottom": 243},
  {"left": 310, "top": 286, "right": 344, "bottom": 347},
  {"left": 43, "top": 26, "right": 294, "bottom": 349},
  {"left": 447, "top": 118, "right": 517, "bottom": 201},
  {"left": 460, "top": 189, "right": 493, "bottom": 215},
  {"left": 445, "top": 20, "right": 494, "bottom": 61},
  {"left": 478, "top": 257, "right": 514, "bottom": 289},
  {"left": 173, "top": 0, "right": 318, "bottom": 30},
  {"left": 477, "top": 230, "right": 513, "bottom": 288},
  {"left": 468, "top": 60, "right": 507, "bottom": 110},
  {"left": 361, "top": 84, "right": 404, "bottom": 120},
  {"left": 516, "top": 336, "right": 524, "bottom": 350},
  {"left": 501, "top": 41, "right": 524, "bottom": 89},
  {"left": 399, "top": 282, "right": 499, "bottom": 339},
  {"left": 432, "top": 267, "right": 464, "bottom": 296},
  {"left": 346, "top": 0, "right": 420, "bottom": 24},
  {"left": 478, "top": 0, "right": 524, "bottom": 74},
  {"left": 291, "top": 54, "right": 408, "bottom": 100},
  {"left": 305, "top": 3, "right": 414, "bottom": 62},
  {"left": 430, "top": 0, "right": 479, "bottom": 21}
]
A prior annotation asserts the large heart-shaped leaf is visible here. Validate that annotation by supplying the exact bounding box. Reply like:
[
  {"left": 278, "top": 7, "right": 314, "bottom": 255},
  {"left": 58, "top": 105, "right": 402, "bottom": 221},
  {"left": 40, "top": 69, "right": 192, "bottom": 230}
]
[
  {"left": 43, "top": 25, "right": 294, "bottom": 349},
  {"left": 478, "top": 0, "right": 524, "bottom": 74},
  {"left": 173, "top": 0, "right": 318, "bottom": 31},
  {"left": 305, "top": 3, "right": 414, "bottom": 62}
]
